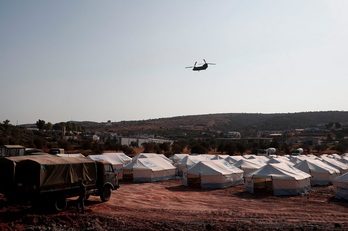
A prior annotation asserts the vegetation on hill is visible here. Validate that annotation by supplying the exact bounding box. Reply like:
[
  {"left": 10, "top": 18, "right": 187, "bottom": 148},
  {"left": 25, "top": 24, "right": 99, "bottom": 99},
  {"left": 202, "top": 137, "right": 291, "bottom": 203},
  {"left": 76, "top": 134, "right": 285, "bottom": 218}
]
[{"left": 2, "top": 111, "right": 348, "bottom": 155}]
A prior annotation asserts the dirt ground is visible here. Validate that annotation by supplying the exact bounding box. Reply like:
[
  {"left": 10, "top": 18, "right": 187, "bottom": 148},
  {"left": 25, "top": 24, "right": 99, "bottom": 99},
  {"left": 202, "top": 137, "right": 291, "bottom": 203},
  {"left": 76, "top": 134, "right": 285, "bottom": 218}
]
[{"left": 1, "top": 180, "right": 348, "bottom": 231}]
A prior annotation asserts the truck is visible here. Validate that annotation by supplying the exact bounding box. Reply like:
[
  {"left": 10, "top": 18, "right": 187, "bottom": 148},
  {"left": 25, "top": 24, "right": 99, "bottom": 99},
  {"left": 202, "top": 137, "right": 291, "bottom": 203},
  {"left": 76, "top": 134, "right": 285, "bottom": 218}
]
[
  {"left": 257, "top": 148, "right": 277, "bottom": 156},
  {"left": 291, "top": 148, "right": 304, "bottom": 155},
  {"left": 0, "top": 155, "right": 119, "bottom": 212},
  {"left": 0, "top": 145, "right": 25, "bottom": 157}
]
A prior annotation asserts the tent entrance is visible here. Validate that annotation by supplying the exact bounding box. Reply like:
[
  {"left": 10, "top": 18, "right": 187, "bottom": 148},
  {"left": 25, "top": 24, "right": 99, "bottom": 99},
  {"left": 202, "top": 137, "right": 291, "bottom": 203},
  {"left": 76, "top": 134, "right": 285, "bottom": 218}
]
[
  {"left": 253, "top": 178, "right": 273, "bottom": 195},
  {"left": 187, "top": 174, "right": 201, "bottom": 188}
]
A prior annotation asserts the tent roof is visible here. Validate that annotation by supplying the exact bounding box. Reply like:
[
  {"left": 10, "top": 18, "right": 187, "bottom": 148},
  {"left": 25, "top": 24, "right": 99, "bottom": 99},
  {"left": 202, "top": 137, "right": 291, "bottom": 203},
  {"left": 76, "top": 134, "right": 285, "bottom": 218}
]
[
  {"left": 123, "top": 157, "right": 175, "bottom": 171},
  {"left": 133, "top": 153, "right": 173, "bottom": 163},
  {"left": 318, "top": 157, "right": 348, "bottom": 170},
  {"left": 184, "top": 160, "right": 243, "bottom": 176},
  {"left": 245, "top": 163, "right": 311, "bottom": 180},
  {"left": 294, "top": 159, "right": 338, "bottom": 174},
  {"left": 169, "top": 154, "right": 189, "bottom": 160},
  {"left": 333, "top": 172, "right": 348, "bottom": 183},
  {"left": 233, "top": 159, "right": 265, "bottom": 169},
  {"left": 57, "top": 153, "right": 85, "bottom": 158},
  {"left": 103, "top": 152, "right": 132, "bottom": 161},
  {"left": 177, "top": 155, "right": 210, "bottom": 166}
]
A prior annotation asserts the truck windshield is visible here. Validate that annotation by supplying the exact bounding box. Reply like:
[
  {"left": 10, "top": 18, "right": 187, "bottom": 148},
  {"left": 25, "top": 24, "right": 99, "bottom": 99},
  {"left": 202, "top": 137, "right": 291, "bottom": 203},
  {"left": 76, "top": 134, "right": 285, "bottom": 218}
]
[{"left": 104, "top": 164, "right": 114, "bottom": 173}]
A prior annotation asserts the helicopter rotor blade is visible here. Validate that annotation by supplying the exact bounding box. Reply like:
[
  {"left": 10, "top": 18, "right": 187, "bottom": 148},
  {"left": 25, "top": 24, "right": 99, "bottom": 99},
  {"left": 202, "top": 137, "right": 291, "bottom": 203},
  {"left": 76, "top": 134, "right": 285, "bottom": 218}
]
[
  {"left": 207, "top": 63, "right": 216, "bottom": 65},
  {"left": 185, "top": 66, "right": 193, "bottom": 68}
]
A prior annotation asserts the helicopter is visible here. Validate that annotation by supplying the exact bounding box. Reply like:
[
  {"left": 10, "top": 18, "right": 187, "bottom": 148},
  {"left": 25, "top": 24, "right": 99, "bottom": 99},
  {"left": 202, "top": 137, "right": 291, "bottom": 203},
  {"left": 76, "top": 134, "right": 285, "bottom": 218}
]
[{"left": 185, "top": 59, "right": 216, "bottom": 71}]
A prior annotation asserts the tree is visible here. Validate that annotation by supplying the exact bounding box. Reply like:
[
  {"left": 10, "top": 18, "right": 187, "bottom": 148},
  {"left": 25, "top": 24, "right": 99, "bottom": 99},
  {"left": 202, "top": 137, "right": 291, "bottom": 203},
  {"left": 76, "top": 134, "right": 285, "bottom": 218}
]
[
  {"left": 224, "top": 142, "right": 237, "bottom": 155},
  {"left": 326, "top": 134, "right": 333, "bottom": 143},
  {"left": 159, "top": 142, "right": 170, "bottom": 152},
  {"left": 3, "top": 119, "right": 10, "bottom": 126},
  {"left": 336, "top": 132, "right": 344, "bottom": 141},
  {"left": 171, "top": 143, "right": 182, "bottom": 153},
  {"left": 236, "top": 142, "right": 247, "bottom": 154},
  {"left": 335, "top": 122, "right": 342, "bottom": 129},
  {"left": 36, "top": 119, "right": 46, "bottom": 130},
  {"left": 217, "top": 143, "right": 225, "bottom": 154},
  {"left": 190, "top": 144, "right": 208, "bottom": 154},
  {"left": 45, "top": 122, "right": 53, "bottom": 130}
]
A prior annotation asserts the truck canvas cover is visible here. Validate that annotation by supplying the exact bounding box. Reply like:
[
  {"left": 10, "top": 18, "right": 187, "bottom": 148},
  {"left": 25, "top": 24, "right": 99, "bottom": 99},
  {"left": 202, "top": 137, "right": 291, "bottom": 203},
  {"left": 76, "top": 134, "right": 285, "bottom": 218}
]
[
  {"left": 0, "top": 155, "right": 51, "bottom": 186},
  {"left": 15, "top": 156, "right": 97, "bottom": 188}
]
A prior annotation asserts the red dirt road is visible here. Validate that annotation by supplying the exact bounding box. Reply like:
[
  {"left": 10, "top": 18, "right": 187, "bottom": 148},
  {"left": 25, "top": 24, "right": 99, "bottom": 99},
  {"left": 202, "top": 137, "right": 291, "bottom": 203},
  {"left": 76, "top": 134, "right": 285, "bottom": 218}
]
[{"left": 1, "top": 179, "right": 348, "bottom": 230}]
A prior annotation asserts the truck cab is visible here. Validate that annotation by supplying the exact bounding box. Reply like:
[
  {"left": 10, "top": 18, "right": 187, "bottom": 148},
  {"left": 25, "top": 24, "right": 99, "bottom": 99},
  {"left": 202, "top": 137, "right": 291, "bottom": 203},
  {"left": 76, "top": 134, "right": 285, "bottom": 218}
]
[{"left": 95, "top": 160, "right": 119, "bottom": 202}]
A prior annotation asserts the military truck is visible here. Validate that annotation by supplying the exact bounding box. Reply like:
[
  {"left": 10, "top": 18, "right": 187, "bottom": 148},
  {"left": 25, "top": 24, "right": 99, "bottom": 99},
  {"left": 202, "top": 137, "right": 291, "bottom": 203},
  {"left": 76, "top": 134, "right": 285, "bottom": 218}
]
[
  {"left": 0, "top": 145, "right": 25, "bottom": 157},
  {"left": 0, "top": 155, "right": 119, "bottom": 212}
]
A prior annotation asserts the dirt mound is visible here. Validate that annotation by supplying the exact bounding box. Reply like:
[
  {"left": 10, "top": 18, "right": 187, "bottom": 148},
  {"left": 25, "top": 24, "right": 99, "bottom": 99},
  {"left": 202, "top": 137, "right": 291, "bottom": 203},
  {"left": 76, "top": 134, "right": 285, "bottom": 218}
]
[{"left": 1, "top": 180, "right": 348, "bottom": 230}]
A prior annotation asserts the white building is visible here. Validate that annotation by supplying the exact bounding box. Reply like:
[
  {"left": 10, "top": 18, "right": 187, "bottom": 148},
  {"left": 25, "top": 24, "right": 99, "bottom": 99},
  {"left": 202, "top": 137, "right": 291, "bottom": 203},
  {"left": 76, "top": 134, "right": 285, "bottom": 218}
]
[
  {"left": 257, "top": 131, "right": 282, "bottom": 137},
  {"left": 226, "top": 132, "right": 241, "bottom": 138}
]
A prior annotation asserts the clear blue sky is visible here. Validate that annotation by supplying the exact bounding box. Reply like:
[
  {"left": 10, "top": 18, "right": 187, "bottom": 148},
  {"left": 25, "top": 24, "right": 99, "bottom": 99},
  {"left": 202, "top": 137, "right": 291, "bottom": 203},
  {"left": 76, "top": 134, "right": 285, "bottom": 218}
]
[{"left": 1, "top": 0, "right": 348, "bottom": 125}]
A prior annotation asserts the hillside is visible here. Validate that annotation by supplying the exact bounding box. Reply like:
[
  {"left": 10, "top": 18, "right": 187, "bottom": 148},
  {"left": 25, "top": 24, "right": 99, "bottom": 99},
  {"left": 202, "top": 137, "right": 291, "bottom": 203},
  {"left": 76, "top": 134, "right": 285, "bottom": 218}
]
[{"left": 73, "top": 111, "right": 348, "bottom": 138}]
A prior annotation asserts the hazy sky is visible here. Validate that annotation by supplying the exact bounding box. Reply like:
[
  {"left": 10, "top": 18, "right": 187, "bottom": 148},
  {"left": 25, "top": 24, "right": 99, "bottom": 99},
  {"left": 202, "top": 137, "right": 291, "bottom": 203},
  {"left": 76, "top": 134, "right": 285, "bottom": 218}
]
[{"left": 1, "top": 0, "right": 348, "bottom": 125}]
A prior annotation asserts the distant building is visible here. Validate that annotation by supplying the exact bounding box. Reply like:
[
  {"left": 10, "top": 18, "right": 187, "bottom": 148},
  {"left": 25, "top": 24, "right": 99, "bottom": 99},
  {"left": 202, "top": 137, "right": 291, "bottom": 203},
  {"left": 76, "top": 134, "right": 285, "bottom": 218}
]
[
  {"left": 129, "top": 134, "right": 155, "bottom": 139},
  {"left": 119, "top": 137, "right": 174, "bottom": 147},
  {"left": 63, "top": 136, "right": 78, "bottom": 141},
  {"left": 301, "top": 137, "right": 321, "bottom": 146},
  {"left": 304, "top": 125, "right": 322, "bottom": 132},
  {"left": 226, "top": 132, "right": 241, "bottom": 138},
  {"left": 257, "top": 131, "right": 282, "bottom": 137}
]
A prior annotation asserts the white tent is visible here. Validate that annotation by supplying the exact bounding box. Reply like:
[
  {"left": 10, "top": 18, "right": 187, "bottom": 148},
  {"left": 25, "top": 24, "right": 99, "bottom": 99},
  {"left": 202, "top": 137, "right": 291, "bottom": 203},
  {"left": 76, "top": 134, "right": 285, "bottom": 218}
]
[
  {"left": 224, "top": 155, "right": 244, "bottom": 164},
  {"left": 333, "top": 173, "right": 348, "bottom": 200},
  {"left": 341, "top": 153, "right": 348, "bottom": 158},
  {"left": 169, "top": 154, "right": 189, "bottom": 164},
  {"left": 317, "top": 157, "right": 348, "bottom": 175},
  {"left": 123, "top": 158, "right": 176, "bottom": 183},
  {"left": 211, "top": 155, "right": 229, "bottom": 160},
  {"left": 183, "top": 160, "right": 244, "bottom": 189},
  {"left": 132, "top": 153, "right": 173, "bottom": 164},
  {"left": 245, "top": 163, "right": 311, "bottom": 196},
  {"left": 177, "top": 155, "right": 211, "bottom": 176},
  {"left": 294, "top": 159, "right": 340, "bottom": 185},
  {"left": 251, "top": 155, "right": 270, "bottom": 163},
  {"left": 267, "top": 157, "right": 294, "bottom": 166},
  {"left": 232, "top": 159, "right": 265, "bottom": 175},
  {"left": 57, "top": 153, "right": 85, "bottom": 158},
  {"left": 103, "top": 152, "right": 132, "bottom": 165},
  {"left": 330, "top": 154, "right": 342, "bottom": 160}
]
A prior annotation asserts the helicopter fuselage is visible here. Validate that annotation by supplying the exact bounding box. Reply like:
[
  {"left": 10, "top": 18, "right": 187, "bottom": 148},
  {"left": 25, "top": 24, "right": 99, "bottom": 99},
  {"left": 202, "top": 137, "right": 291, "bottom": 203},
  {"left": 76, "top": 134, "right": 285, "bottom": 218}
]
[{"left": 192, "top": 63, "right": 208, "bottom": 71}]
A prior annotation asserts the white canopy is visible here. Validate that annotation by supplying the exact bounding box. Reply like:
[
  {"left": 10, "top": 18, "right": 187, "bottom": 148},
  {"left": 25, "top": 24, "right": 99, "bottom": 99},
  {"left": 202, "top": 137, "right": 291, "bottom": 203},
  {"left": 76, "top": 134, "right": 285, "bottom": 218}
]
[
  {"left": 169, "top": 154, "right": 189, "bottom": 163},
  {"left": 123, "top": 158, "right": 175, "bottom": 183},
  {"left": 317, "top": 157, "right": 348, "bottom": 174},
  {"left": 57, "top": 153, "right": 85, "bottom": 158},
  {"left": 211, "top": 155, "right": 229, "bottom": 160},
  {"left": 224, "top": 155, "right": 244, "bottom": 164},
  {"left": 177, "top": 155, "right": 211, "bottom": 176},
  {"left": 333, "top": 172, "right": 348, "bottom": 200},
  {"left": 183, "top": 160, "right": 244, "bottom": 189},
  {"left": 133, "top": 153, "right": 173, "bottom": 164},
  {"left": 267, "top": 157, "right": 294, "bottom": 166},
  {"left": 232, "top": 159, "right": 265, "bottom": 175},
  {"left": 294, "top": 159, "right": 340, "bottom": 185},
  {"left": 245, "top": 163, "right": 311, "bottom": 196},
  {"left": 103, "top": 152, "right": 132, "bottom": 165}
]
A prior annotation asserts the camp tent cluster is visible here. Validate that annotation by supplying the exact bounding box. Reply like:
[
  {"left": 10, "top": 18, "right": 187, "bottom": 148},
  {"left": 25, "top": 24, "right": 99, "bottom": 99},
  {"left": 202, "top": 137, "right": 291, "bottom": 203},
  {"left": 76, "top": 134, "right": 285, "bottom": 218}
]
[{"left": 35, "top": 151, "right": 348, "bottom": 199}]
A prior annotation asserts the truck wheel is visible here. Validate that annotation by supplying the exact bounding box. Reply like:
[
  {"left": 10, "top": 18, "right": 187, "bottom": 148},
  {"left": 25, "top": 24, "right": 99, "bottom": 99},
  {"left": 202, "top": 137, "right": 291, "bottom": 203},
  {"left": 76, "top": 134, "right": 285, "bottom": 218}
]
[
  {"left": 52, "top": 196, "right": 67, "bottom": 213},
  {"left": 100, "top": 185, "right": 111, "bottom": 202}
]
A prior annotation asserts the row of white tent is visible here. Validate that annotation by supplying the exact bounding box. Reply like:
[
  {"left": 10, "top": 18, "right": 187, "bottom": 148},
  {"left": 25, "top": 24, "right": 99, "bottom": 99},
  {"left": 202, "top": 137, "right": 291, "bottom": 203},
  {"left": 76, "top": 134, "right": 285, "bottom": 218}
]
[{"left": 57, "top": 152, "right": 348, "bottom": 199}]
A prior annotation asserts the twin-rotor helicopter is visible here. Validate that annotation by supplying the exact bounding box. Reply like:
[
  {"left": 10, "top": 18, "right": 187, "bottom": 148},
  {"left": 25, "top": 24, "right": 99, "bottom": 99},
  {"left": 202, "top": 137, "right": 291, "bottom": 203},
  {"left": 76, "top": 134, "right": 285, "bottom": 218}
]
[{"left": 185, "top": 59, "right": 216, "bottom": 71}]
